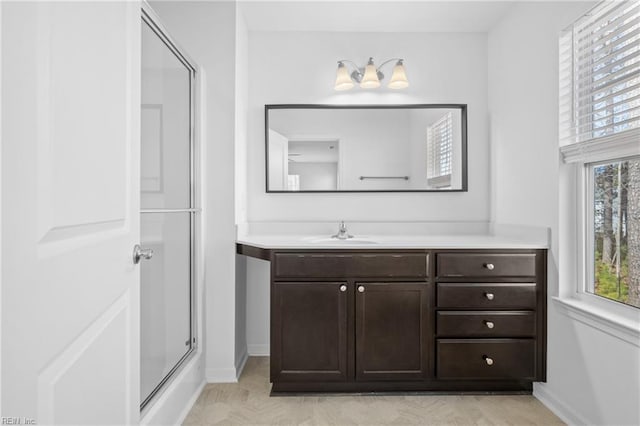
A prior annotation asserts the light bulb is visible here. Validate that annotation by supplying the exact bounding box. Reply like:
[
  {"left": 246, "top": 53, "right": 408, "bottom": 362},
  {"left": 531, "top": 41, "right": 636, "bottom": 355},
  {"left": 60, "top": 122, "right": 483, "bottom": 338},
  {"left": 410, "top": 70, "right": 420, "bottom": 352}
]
[
  {"left": 388, "top": 60, "right": 409, "bottom": 89},
  {"left": 360, "top": 58, "right": 381, "bottom": 89},
  {"left": 334, "top": 62, "right": 354, "bottom": 91}
]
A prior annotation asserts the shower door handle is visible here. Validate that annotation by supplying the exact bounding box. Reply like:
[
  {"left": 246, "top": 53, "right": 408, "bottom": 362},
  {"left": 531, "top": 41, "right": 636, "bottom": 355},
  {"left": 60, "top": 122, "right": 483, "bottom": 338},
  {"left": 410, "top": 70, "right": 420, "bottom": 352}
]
[{"left": 133, "top": 244, "right": 154, "bottom": 264}]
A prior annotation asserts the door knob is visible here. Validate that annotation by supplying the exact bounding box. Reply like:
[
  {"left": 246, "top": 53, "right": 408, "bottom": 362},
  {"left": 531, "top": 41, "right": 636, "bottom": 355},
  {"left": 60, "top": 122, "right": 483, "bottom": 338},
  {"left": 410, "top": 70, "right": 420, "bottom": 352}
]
[
  {"left": 484, "top": 263, "right": 495, "bottom": 270},
  {"left": 483, "top": 355, "right": 494, "bottom": 366},
  {"left": 484, "top": 320, "right": 495, "bottom": 329},
  {"left": 340, "top": 285, "right": 347, "bottom": 292},
  {"left": 133, "top": 244, "right": 154, "bottom": 264},
  {"left": 485, "top": 292, "right": 495, "bottom": 300},
  {"left": 358, "top": 285, "right": 365, "bottom": 293}
]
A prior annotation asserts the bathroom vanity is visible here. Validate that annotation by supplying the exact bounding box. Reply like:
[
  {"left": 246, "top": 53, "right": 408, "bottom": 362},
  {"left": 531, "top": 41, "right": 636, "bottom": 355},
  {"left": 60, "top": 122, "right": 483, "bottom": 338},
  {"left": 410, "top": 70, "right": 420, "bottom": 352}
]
[{"left": 237, "top": 239, "right": 547, "bottom": 394}]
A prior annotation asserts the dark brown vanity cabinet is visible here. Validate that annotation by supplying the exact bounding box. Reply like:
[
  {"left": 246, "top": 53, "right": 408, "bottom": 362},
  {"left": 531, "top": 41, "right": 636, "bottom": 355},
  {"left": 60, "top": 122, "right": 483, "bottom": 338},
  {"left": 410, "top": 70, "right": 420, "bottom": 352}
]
[
  {"left": 355, "top": 282, "right": 429, "bottom": 381},
  {"left": 236, "top": 244, "right": 547, "bottom": 393},
  {"left": 270, "top": 252, "right": 430, "bottom": 388},
  {"left": 271, "top": 281, "right": 349, "bottom": 382},
  {"left": 435, "top": 250, "right": 546, "bottom": 383},
  {"left": 271, "top": 279, "right": 430, "bottom": 384}
]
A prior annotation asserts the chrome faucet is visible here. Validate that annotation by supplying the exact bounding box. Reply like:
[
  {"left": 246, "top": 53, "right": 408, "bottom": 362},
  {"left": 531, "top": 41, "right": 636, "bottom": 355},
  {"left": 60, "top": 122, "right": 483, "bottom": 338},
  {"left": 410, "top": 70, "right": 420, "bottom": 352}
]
[{"left": 331, "top": 221, "right": 353, "bottom": 240}]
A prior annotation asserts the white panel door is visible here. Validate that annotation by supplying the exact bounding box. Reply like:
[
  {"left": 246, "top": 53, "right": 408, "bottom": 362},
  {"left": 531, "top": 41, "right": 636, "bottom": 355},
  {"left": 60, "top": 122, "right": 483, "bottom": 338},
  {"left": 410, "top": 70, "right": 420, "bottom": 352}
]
[
  {"left": 1, "top": 1, "right": 140, "bottom": 424},
  {"left": 268, "top": 129, "right": 289, "bottom": 190}
]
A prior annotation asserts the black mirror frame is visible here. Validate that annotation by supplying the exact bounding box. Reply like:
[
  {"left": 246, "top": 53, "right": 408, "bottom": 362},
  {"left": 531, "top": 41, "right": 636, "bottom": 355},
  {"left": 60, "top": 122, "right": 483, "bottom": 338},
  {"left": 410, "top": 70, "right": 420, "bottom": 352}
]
[{"left": 265, "top": 104, "right": 468, "bottom": 193}]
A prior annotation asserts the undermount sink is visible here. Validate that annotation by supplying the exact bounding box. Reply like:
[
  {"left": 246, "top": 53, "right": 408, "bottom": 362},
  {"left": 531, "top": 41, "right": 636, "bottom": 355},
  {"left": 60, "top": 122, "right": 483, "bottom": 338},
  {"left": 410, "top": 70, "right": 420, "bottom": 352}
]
[{"left": 305, "top": 237, "right": 379, "bottom": 245}]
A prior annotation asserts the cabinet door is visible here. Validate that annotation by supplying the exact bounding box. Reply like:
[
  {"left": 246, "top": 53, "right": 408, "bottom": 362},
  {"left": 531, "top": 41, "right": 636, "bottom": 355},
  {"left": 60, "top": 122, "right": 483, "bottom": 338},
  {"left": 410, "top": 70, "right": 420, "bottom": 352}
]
[
  {"left": 355, "top": 282, "right": 429, "bottom": 381},
  {"left": 271, "top": 282, "right": 349, "bottom": 382}
]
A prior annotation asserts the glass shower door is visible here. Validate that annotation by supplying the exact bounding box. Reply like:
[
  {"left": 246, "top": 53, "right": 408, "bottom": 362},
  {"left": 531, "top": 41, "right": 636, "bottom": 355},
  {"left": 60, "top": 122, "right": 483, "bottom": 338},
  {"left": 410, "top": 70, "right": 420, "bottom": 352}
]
[{"left": 140, "top": 9, "right": 197, "bottom": 409}]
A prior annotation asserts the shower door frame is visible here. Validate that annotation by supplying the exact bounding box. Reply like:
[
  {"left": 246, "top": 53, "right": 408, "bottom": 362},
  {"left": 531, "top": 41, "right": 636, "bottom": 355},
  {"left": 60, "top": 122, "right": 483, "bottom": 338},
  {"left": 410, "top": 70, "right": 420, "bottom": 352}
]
[{"left": 140, "top": 3, "right": 200, "bottom": 412}]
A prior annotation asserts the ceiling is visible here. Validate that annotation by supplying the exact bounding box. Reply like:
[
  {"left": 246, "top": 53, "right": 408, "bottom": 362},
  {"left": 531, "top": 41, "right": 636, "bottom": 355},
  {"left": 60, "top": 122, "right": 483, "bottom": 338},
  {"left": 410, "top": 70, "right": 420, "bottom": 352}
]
[{"left": 238, "top": 1, "right": 516, "bottom": 33}]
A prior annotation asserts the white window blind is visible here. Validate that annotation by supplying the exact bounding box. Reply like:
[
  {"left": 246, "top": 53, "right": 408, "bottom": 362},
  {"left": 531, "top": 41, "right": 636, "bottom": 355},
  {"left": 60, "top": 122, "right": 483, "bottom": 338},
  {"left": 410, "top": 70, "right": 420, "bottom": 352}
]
[
  {"left": 559, "top": 0, "right": 640, "bottom": 162},
  {"left": 427, "top": 112, "right": 453, "bottom": 185}
]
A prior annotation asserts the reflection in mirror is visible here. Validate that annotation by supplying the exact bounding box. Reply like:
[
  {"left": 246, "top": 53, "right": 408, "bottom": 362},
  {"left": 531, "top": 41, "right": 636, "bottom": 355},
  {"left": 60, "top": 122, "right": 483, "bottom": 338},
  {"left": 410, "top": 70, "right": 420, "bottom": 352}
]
[
  {"left": 266, "top": 105, "right": 467, "bottom": 192},
  {"left": 141, "top": 21, "right": 191, "bottom": 209}
]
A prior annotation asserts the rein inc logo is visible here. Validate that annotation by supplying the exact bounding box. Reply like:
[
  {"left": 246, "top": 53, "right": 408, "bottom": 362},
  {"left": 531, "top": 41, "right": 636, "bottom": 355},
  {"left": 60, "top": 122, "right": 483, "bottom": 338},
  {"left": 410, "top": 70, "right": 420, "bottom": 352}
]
[{"left": 1, "top": 418, "right": 36, "bottom": 425}]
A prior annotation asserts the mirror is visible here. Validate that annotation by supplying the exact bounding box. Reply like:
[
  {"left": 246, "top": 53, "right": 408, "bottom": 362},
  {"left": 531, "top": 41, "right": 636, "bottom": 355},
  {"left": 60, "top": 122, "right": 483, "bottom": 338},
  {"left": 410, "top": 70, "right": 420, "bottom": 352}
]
[{"left": 265, "top": 104, "right": 467, "bottom": 192}]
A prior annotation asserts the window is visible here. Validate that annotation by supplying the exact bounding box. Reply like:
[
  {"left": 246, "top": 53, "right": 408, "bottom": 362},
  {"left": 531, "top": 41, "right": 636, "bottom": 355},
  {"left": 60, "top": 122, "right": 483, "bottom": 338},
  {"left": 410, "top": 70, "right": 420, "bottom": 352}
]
[
  {"left": 427, "top": 111, "right": 453, "bottom": 188},
  {"left": 589, "top": 157, "right": 640, "bottom": 308},
  {"left": 560, "top": 1, "right": 639, "bottom": 310}
]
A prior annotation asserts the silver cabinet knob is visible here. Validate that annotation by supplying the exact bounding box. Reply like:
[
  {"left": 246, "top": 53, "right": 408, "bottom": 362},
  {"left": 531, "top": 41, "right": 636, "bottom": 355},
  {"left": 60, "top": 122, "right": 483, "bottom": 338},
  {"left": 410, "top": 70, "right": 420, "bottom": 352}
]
[
  {"left": 484, "top": 321, "right": 495, "bottom": 329},
  {"left": 483, "top": 355, "right": 494, "bottom": 366},
  {"left": 484, "top": 263, "right": 495, "bottom": 270},
  {"left": 485, "top": 292, "right": 495, "bottom": 301},
  {"left": 133, "top": 244, "right": 154, "bottom": 264},
  {"left": 340, "top": 285, "right": 347, "bottom": 292},
  {"left": 358, "top": 285, "right": 365, "bottom": 293}
]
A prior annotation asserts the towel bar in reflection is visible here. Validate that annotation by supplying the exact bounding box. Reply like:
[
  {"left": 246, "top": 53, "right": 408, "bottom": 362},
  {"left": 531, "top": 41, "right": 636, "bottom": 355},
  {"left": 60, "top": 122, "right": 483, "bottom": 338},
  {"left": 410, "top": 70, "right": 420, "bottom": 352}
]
[{"left": 359, "top": 176, "right": 409, "bottom": 180}]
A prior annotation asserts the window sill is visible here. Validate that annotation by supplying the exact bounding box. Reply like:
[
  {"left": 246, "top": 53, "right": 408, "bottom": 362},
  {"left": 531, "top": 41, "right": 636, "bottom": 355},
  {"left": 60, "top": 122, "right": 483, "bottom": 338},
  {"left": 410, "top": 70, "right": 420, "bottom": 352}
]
[
  {"left": 553, "top": 297, "right": 640, "bottom": 347},
  {"left": 427, "top": 174, "right": 451, "bottom": 188}
]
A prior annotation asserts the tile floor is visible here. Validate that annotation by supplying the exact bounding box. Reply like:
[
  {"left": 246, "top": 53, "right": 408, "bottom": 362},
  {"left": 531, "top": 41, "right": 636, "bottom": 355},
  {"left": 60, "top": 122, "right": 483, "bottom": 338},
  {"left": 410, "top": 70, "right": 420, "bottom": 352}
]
[{"left": 183, "top": 357, "right": 563, "bottom": 425}]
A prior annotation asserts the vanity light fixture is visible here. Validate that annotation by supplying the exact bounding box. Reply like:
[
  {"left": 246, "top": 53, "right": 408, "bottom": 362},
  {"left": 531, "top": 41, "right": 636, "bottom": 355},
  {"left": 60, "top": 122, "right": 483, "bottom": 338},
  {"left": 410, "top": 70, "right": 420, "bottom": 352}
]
[{"left": 334, "top": 57, "right": 409, "bottom": 91}]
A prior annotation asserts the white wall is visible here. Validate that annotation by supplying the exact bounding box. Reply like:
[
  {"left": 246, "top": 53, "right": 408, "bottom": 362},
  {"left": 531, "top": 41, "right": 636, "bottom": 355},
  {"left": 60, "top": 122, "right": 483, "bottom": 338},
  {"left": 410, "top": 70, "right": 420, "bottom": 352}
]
[
  {"left": 0, "top": 0, "right": 3, "bottom": 412},
  {"left": 246, "top": 257, "right": 270, "bottom": 355},
  {"left": 234, "top": 4, "right": 250, "bottom": 375},
  {"left": 289, "top": 162, "right": 338, "bottom": 191},
  {"left": 150, "top": 1, "right": 241, "bottom": 381},
  {"left": 489, "top": 2, "right": 640, "bottom": 425},
  {"left": 235, "top": 1, "right": 249, "bottom": 224},
  {"left": 247, "top": 31, "right": 489, "bottom": 222}
]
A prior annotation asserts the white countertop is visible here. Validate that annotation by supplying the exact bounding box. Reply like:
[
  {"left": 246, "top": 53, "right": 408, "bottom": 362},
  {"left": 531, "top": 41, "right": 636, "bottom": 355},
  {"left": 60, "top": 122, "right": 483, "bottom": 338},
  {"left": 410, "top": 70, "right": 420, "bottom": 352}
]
[
  {"left": 236, "top": 222, "right": 549, "bottom": 250},
  {"left": 236, "top": 234, "right": 548, "bottom": 250}
]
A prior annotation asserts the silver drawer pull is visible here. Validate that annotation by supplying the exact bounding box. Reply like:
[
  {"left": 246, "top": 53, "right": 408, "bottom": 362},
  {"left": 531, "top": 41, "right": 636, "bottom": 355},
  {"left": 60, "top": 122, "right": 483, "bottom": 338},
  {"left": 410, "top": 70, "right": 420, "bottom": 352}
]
[
  {"left": 483, "top": 355, "right": 494, "bottom": 366},
  {"left": 484, "top": 321, "right": 495, "bottom": 329},
  {"left": 485, "top": 292, "right": 495, "bottom": 301},
  {"left": 358, "top": 285, "right": 365, "bottom": 293},
  {"left": 484, "top": 263, "right": 495, "bottom": 270},
  {"left": 340, "top": 285, "right": 347, "bottom": 292}
]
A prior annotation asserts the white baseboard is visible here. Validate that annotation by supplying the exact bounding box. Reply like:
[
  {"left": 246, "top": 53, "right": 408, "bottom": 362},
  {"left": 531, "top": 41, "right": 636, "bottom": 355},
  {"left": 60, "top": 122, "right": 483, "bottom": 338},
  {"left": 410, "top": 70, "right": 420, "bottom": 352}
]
[
  {"left": 175, "top": 380, "right": 206, "bottom": 425},
  {"left": 534, "top": 383, "right": 589, "bottom": 426},
  {"left": 141, "top": 352, "right": 205, "bottom": 426},
  {"left": 247, "top": 344, "right": 269, "bottom": 356},
  {"left": 205, "top": 350, "right": 249, "bottom": 383}
]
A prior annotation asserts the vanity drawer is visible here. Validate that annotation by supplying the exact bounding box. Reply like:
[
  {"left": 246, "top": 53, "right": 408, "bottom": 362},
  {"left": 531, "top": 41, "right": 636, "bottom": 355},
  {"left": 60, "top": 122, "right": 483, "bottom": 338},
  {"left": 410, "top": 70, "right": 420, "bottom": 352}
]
[
  {"left": 273, "top": 253, "right": 428, "bottom": 278},
  {"left": 436, "top": 339, "right": 535, "bottom": 380},
  {"left": 437, "top": 283, "right": 536, "bottom": 309},
  {"left": 437, "top": 253, "right": 536, "bottom": 278},
  {"left": 436, "top": 311, "right": 535, "bottom": 337}
]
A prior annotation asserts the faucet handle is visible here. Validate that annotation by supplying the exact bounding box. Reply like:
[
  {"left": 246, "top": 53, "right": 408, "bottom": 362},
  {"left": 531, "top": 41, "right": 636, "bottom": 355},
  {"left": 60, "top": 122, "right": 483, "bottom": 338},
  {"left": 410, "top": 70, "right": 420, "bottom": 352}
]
[{"left": 339, "top": 221, "right": 347, "bottom": 231}]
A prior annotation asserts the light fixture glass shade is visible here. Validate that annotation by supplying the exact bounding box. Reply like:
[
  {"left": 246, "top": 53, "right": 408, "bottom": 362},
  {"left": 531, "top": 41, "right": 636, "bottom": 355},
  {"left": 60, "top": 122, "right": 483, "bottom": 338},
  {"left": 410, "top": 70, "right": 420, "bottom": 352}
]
[
  {"left": 334, "top": 63, "right": 354, "bottom": 91},
  {"left": 360, "top": 58, "right": 381, "bottom": 89},
  {"left": 388, "top": 60, "right": 409, "bottom": 89}
]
